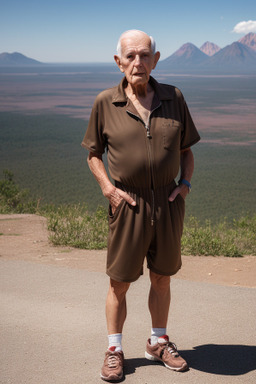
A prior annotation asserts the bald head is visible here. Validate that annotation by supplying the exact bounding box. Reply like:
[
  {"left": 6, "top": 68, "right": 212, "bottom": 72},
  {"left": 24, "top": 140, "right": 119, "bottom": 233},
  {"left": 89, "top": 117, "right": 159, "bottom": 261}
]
[{"left": 116, "top": 30, "right": 156, "bottom": 57}]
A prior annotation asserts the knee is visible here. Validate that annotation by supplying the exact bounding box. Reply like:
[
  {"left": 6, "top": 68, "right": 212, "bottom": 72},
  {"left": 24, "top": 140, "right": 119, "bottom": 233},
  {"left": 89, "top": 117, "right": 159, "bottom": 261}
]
[
  {"left": 150, "top": 271, "right": 170, "bottom": 293},
  {"left": 109, "top": 279, "right": 130, "bottom": 300}
]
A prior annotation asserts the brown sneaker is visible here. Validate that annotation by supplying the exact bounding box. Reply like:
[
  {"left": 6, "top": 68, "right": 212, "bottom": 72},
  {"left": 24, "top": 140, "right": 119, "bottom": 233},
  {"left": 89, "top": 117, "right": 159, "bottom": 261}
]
[
  {"left": 145, "top": 335, "right": 188, "bottom": 372},
  {"left": 101, "top": 347, "right": 124, "bottom": 382}
]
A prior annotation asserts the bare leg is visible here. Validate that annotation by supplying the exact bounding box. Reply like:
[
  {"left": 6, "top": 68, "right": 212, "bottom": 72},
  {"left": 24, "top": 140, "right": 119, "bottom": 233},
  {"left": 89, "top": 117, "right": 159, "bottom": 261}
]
[
  {"left": 148, "top": 270, "right": 171, "bottom": 328},
  {"left": 106, "top": 278, "right": 130, "bottom": 334}
]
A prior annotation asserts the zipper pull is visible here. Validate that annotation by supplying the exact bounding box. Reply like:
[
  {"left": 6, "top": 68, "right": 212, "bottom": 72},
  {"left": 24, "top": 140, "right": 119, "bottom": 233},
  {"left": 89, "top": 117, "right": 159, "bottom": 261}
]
[{"left": 145, "top": 125, "right": 152, "bottom": 138}]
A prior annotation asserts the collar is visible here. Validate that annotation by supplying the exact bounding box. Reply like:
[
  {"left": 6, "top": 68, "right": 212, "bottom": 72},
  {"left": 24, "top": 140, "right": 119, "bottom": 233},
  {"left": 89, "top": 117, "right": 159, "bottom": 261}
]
[{"left": 111, "top": 76, "right": 174, "bottom": 105}]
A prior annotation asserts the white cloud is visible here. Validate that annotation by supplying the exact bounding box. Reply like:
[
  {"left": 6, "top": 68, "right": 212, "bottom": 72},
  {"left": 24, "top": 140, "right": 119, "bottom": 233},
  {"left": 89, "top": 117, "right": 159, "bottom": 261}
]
[{"left": 232, "top": 20, "right": 256, "bottom": 34}]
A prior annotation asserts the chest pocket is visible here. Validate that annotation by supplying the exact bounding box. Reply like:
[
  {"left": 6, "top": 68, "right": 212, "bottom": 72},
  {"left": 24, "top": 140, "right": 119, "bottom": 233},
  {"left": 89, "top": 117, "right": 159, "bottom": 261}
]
[{"left": 162, "top": 120, "right": 182, "bottom": 150}]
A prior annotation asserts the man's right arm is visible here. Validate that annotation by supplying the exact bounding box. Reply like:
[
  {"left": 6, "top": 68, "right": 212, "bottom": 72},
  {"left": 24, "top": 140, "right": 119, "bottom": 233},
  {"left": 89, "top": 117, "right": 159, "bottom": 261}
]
[{"left": 87, "top": 152, "right": 136, "bottom": 213}]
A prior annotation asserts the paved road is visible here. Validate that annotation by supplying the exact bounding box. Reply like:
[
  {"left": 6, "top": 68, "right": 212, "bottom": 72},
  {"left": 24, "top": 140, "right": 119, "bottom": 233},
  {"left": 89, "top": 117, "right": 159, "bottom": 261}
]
[{"left": 1, "top": 259, "right": 255, "bottom": 384}]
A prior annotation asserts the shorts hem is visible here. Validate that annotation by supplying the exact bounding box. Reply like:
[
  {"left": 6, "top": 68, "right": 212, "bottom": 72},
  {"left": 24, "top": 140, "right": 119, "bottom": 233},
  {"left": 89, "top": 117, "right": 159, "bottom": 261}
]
[
  {"left": 106, "top": 271, "right": 142, "bottom": 283},
  {"left": 148, "top": 262, "right": 182, "bottom": 277}
]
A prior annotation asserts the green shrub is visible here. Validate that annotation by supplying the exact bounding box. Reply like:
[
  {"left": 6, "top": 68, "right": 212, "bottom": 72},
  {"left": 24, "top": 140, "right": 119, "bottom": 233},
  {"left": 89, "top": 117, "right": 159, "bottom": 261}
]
[
  {"left": 182, "top": 216, "right": 256, "bottom": 257},
  {"left": 1, "top": 170, "right": 255, "bottom": 256},
  {"left": 0, "top": 170, "right": 37, "bottom": 213},
  {"left": 47, "top": 204, "right": 108, "bottom": 249},
  {"left": 47, "top": 207, "right": 256, "bottom": 256}
]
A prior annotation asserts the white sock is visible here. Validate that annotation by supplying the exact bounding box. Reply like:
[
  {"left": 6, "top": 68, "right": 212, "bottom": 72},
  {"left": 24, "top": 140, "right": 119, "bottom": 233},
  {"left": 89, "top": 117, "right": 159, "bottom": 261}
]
[
  {"left": 108, "top": 333, "right": 122, "bottom": 351},
  {"left": 151, "top": 328, "right": 167, "bottom": 346}
]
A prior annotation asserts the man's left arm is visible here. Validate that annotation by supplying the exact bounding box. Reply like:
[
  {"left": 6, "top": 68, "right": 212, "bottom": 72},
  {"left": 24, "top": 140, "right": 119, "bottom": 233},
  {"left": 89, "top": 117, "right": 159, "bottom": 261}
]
[{"left": 168, "top": 147, "right": 194, "bottom": 202}]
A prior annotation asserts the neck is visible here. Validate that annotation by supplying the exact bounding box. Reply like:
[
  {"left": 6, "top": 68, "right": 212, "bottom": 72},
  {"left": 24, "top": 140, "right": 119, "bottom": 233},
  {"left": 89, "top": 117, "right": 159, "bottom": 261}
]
[{"left": 126, "top": 82, "right": 152, "bottom": 99}]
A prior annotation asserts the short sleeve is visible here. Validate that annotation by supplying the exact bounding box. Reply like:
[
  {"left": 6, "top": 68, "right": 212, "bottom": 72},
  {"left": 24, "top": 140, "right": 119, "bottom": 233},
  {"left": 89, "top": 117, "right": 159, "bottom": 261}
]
[
  {"left": 180, "top": 95, "right": 200, "bottom": 150},
  {"left": 81, "top": 96, "right": 106, "bottom": 155}
]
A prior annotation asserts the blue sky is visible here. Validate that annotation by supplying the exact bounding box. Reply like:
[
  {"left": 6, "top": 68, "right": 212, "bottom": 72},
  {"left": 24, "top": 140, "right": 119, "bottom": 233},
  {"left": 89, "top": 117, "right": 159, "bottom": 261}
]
[{"left": 1, "top": 0, "right": 256, "bottom": 62}]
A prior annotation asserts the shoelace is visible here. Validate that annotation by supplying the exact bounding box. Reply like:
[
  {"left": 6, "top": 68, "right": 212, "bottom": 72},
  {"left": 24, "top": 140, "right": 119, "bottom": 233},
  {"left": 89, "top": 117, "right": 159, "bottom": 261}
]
[
  {"left": 107, "top": 353, "right": 120, "bottom": 368},
  {"left": 162, "top": 342, "right": 179, "bottom": 357}
]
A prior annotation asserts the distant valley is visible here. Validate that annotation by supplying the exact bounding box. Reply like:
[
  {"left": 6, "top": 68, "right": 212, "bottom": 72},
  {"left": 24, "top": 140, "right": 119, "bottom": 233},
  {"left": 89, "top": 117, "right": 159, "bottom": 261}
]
[
  {"left": 0, "top": 33, "right": 256, "bottom": 74},
  {"left": 0, "top": 55, "right": 255, "bottom": 222}
]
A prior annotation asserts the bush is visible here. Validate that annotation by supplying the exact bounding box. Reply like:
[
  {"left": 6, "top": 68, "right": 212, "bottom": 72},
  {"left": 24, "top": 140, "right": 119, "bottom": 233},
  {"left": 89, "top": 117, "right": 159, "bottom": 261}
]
[
  {"left": 47, "top": 207, "right": 256, "bottom": 256},
  {"left": 0, "top": 170, "right": 37, "bottom": 213},
  {"left": 1, "top": 170, "right": 255, "bottom": 256},
  {"left": 182, "top": 216, "right": 256, "bottom": 257},
  {"left": 47, "top": 204, "right": 108, "bottom": 249}
]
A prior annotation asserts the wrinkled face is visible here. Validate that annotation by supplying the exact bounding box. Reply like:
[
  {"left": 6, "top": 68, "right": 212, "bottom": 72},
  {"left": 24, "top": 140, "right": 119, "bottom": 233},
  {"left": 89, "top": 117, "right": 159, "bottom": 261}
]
[{"left": 115, "top": 33, "right": 159, "bottom": 87}]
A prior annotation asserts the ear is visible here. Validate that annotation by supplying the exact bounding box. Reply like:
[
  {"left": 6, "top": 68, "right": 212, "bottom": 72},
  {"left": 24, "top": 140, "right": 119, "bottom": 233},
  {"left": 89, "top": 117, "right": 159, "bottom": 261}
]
[
  {"left": 114, "top": 55, "right": 124, "bottom": 72},
  {"left": 152, "top": 51, "right": 160, "bottom": 69}
]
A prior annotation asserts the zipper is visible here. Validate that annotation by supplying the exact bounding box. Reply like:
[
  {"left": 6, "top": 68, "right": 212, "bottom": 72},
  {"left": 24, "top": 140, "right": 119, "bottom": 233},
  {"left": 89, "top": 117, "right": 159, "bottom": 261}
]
[
  {"left": 127, "top": 102, "right": 161, "bottom": 226},
  {"left": 145, "top": 103, "right": 161, "bottom": 226},
  {"left": 145, "top": 124, "right": 152, "bottom": 138},
  {"left": 145, "top": 122, "right": 155, "bottom": 226},
  {"left": 151, "top": 189, "right": 155, "bottom": 226}
]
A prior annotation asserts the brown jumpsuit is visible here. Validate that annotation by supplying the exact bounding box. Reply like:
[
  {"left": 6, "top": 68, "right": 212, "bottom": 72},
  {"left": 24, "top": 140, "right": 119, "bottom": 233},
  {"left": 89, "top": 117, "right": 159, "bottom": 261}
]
[{"left": 82, "top": 76, "right": 200, "bottom": 282}]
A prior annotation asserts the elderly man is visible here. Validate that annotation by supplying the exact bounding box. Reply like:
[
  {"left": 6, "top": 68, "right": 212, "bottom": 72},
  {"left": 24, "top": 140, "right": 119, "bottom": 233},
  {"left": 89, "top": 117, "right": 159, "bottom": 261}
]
[{"left": 82, "top": 30, "right": 200, "bottom": 382}]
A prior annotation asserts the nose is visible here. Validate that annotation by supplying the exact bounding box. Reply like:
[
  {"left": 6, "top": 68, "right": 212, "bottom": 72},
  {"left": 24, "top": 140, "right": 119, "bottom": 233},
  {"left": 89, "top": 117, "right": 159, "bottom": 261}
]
[{"left": 134, "top": 54, "right": 142, "bottom": 66}]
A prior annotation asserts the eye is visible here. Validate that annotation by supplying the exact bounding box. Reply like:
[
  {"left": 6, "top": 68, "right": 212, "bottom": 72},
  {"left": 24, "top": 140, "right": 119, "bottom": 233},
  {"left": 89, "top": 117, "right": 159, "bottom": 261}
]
[{"left": 125, "top": 53, "right": 134, "bottom": 60}]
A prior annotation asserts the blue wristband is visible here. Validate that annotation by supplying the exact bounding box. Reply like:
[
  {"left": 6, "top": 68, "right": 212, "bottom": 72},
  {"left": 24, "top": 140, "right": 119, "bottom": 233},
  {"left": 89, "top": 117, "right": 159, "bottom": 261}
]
[{"left": 179, "top": 179, "right": 192, "bottom": 193}]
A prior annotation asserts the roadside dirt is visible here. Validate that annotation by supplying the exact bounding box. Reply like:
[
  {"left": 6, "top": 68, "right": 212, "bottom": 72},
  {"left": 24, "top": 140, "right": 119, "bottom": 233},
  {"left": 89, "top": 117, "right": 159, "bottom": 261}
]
[{"left": 0, "top": 214, "right": 255, "bottom": 288}]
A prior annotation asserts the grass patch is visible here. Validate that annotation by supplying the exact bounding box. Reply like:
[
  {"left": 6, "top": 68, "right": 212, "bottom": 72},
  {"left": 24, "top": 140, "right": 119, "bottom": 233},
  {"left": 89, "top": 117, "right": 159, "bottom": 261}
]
[
  {"left": 46, "top": 204, "right": 256, "bottom": 257},
  {"left": 0, "top": 170, "right": 255, "bottom": 256},
  {"left": 47, "top": 204, "right": 108, "bottom": 249},
  {"left": 182, "top": 216, "right": 256, "bottom": 257}
]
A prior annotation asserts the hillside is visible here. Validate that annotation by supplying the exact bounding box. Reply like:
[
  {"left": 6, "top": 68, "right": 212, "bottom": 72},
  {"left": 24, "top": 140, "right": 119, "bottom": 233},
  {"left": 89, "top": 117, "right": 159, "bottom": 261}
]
[
  {"left": 1, "top": 214, "right": 255, "bottom": 286},
  {"left": 157, "top": 33, "right": 256, "bottom": 74},
  {"left": 200, "top": 41, "right": 221, "bottom": 56},
  {"left": 238, "top": 32, "right": 256, "bottom": 51},
  {"left": 0, "top": 52, "right": 42, "bottom": 66},
  {"left": 158, "top": 43, "right": 209, "bottom": 70},
  {"left": 206, "top": 41, "right": 256, "bottom": 72}
]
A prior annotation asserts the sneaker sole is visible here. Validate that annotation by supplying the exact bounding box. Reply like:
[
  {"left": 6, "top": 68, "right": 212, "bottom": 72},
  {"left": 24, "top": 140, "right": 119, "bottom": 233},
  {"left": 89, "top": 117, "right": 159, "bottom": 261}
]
[
  {"left": 145, "top": 351, "right": 188, "bottom": 372},
  {"left": 100, "top": 373, "right": 123, "bottom": 382}
]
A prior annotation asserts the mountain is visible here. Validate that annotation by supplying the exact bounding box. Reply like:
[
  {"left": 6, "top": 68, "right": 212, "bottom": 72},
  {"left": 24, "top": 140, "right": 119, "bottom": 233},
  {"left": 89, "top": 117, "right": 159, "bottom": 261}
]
[
  {"left": 2, "top": 32, "right": 256, "bottom": 73},
  {"left": 206, "top": 41, "right": 256, "bottom": 72},
  {"left": 157, "top": 33, "right": 256, "bottom": 74},
  {"left": 158, "top": 43, "right": 209, "bottom": 71},
  {"left": 0, "top": 52, "right": 42, "bottom": 66},
  {"left": 238, "top": 32, "right": 256, "bottom": 51},
  {"left": 200, "top": 41, "right": 221, "bottom": 56}
]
